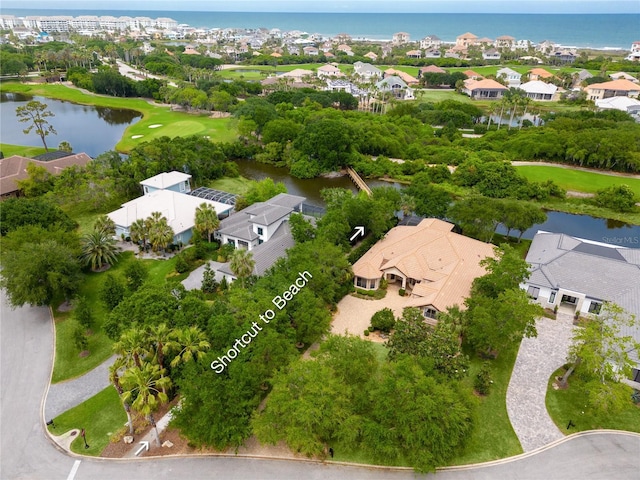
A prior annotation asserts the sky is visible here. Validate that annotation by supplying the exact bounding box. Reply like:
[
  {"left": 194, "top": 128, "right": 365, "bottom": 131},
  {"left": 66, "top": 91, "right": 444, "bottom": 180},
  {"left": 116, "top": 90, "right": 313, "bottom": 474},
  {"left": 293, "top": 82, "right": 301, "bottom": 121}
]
[{"left": 3, "top": 0, "right": 639, "bottom": 14}]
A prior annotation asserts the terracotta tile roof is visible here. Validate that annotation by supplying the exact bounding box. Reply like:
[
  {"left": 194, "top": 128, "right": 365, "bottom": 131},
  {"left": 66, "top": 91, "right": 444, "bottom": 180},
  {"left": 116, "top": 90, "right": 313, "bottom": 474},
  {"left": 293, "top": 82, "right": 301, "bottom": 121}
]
[
  {"left": 0, "top": 152, "right": 92, "bottom": 196},
  {"left": 353, "top": 219, "right": 495, "bottom": 312},
  {"left": 464, "top": 78, "right": 507, "bottom": 91},
  {"left": 529, "top": 68, "right": 554, "bottom": 78},
  {"left": 420, "top": 65, "right": 446, "bottom": 74},
  {"left": 586, "top": 79, "right": 640, "bottom": 91}
]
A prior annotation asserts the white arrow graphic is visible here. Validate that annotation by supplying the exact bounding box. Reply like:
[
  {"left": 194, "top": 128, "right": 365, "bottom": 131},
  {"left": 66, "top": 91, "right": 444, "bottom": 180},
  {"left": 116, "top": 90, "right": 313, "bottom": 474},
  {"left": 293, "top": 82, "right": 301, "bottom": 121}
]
[
  {"left": 350, "top": 226, "right": 365, "bottom": 242},
  {"left": 135, "top": 441, "right": 150, "bottom": 456}
]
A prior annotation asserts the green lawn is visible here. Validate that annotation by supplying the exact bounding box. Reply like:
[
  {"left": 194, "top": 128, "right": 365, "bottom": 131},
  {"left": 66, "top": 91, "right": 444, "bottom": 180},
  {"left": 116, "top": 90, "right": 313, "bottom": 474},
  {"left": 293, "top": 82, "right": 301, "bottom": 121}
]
[
  {"left": 208, "top": 176, "right": 254, "bottom": 195},
  {"left": 546, "top": 367, "right": 640, "bottom": 434},
  {"left": 516, "top": 165, "right": 640, "bottom": 197},
  {"left": 446, "top": 345, "right": 523, "bottom": 465},
  {"left": 0, "top": 143, "right": 48, "bottom": 158},
  {"left": 0, "top": 82, "right": 238, "bottom": 152},
  {"left": 47, "top": 386, "right": 126, "bottom": 456}
]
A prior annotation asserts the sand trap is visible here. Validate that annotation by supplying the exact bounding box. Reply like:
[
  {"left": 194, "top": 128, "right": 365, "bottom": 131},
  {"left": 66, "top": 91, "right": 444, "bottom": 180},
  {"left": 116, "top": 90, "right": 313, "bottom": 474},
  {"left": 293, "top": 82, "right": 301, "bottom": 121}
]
[
  {"left": 148, "top": 124, "right": 163, "bottom": 128},
  {"left": 132, "top": 135, "right": 144, "bottom": 139}
]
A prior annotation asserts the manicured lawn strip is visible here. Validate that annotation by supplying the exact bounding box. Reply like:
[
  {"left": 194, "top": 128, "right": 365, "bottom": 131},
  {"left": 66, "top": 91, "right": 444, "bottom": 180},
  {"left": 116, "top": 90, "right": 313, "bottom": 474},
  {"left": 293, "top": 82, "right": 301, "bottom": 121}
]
[
  {"left": 208, "top": 176, "right": 254, "bottom": 195},
  {"left": 545, "top": 367, "right": 640, "bottom": 434},
  {"left": 515, "top": 165, "right": 640, "bottom": 197},
  {"left": 47, "top": 386, "right": 126, "bottom": 456},
  {"left": 0, "top": 143, "right": 47, "bottom": 157},
  {"left": 415, "top": 89, "right": 475, "bottom": 104},
  {"left": 0, "top": 82, "right": 238, "bottom": 152},
  {"left": 52, "top": 252, "right": 137, "bottom": 383},
  {"left": 142, "top": 255, "right": 182, "bottom": 286},
  {"left": 446, "top": 345, "right": 523, "bottom": 465}
]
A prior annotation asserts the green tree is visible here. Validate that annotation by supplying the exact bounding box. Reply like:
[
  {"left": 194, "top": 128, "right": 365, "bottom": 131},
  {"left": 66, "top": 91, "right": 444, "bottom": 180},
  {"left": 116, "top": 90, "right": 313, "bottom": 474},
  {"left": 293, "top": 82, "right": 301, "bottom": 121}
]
[
  {"left": 72, "top": 320, "right": 89, "bottom": 352},
  {"left": 15, "top": 163, "right": 54, "bottom": 197},
  {"left": 169, "top": 326, "right": 211, "bottom": 367},
  {"left": 0, "top": 197, "right": 77, "bottom": 236},
  {"left": 100, "top": 273, "right": 127, "bottom": 311},
  {"left": 121, "top": 362, "right": 172, "bottom": 447},
  {"left": 0, "top": 240, "right": 81, "bottom": 307},
  {"left": 194, "top": 202, "right": 219, "bottom": 242},
  {"left": 73, "top": 296, "right": 94, "bottom": 329},
  {"left": 370, "top": 307, "right": 396, "bottom": 333},
  {"left": 295, "top": 117, "right": 356, "bottom": 171},
  {"left": 80, "top": 231, "right": 120, "bottom": 271},
  {"left": 124, "top": 259, "right": 147, "bottom": 291},
  {"left": 229, "top": 248, "right": 255, "bottom": 288},
  {"left": 109, "top": 357, "right": 135, "bottom": 434},
  {"left": 288, "top": 212, "right": 316, "bottom": 243},
  {"left": 594, "top": 184, "right": 638, "bottom": 212},
  {"left": 129, "top": 219, "right": 148, "bottom": 250},
  {"left": 472, "top": 244, "right": 531, "bottom": 299},
  {"left": 113, "top": 327, "right": 149, "bottom": 369},
  {"left": 15, "top": 100, "right": 57, "bottom": 151},
  {"left": 561, "top": 303, "right": 639, "bottom": 412},
  {"left": 201, "top": 262, "right": 218, "bottom": 293},
  {"left": 58, "top": 141, "right": 73, "bottom": 152},
  {"left": 93, "top": 214, "right": 116, "bottom": 237}
]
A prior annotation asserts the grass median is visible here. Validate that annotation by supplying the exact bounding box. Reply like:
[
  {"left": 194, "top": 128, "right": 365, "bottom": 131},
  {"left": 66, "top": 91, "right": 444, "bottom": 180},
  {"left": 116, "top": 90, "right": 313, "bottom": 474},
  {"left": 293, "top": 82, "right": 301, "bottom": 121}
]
[{"left": 0, "top": 82, "right": 238, "bottom": 153}]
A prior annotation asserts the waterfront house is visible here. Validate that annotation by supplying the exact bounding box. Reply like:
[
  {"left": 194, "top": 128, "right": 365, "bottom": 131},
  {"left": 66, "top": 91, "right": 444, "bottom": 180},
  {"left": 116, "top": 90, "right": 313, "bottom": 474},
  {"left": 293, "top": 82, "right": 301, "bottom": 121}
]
[
  {"left": 497, "top": 67, "right": 522, "bottom": 87},
  {"left": 595, "top": 96, "right": 640, "bottom": 115},
  {"left": 406, "top": 49, "right": 422, "bottom": 59},
  {"left": 482, "top": 48, "right": 501, "bottom": 61},
  {"left": 496, "top": 35, "right": 516, "bottom": 49},
  {"left": 550, "top": 49, "right": 576, "bottom": 64},
  {"left": 456, "top": 32, "right": 478, "bottom": 48},
  {"left": 420, "top": 35, "right": 442, "bottom": 50},
  {"left": 141, "top": 171, "right": 191, "bottom": 195},
  {"left": 520, "top": 80, "right": 559, "bottom": 101},
  {"left": 523, "top": 231, "right": 640, "bottom": 376},
  {"left": 352, "top": 218, "right": 495, "bottom": 322},
  {"left": 585, "top": 79, "right": 640, "bottom": 100},
  {"left": 392, "top": 32, "right": 410, "bottom": 45},
  {"left": 627, "top": 41, "right": 640, "bottom": 61},
  {"left": 462, "top": 78, "right": 507, "bottom": 99}
]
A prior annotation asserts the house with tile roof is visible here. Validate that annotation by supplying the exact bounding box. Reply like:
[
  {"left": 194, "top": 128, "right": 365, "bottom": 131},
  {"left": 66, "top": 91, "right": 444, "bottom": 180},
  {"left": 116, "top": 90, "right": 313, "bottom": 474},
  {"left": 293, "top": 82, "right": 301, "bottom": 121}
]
[
  {"left": 456, "top": 32, "right": 478, "bottom": 48},
  {"left": 523, "top": 231, "right": 640, "bottom": 374},
  {"left": 419, "top": 65, "right": 446, "bottom": 76},
  {"left": 384, "top": 68, "right": 419, "bottom": 86},
  {"left": 496, "top": 35, "right": 515, "bottom": 49},
  {"left": 420, "top": 35, "right": 442, "bottom": 50},
  {"left": 528, "top": 67, "right": 555, "bottom": 81},
  {"left": 352, "top": 218, "right": 495, "bottom": 321},
  {"left": 316, "top": 63, "right": 344, "bottom": 78},
  {"left": 405, "top": 49, "right": 422, "bottom": 59},
  {"left": 462, "top": 69, "right": 484, "bottom": 80},
  {"left": 392, "top": 32, "right": 410, "bottom": 45},
  {"left": 585, "top": 79, "right": 640, "bottom": 101},
  {"left": 0, "top": 152, "right": 92, "bottom": 199},
  {"left": 462, "top": 78, "right": 507, "bottom": 99},
  {"left": 609, "top": 72, "right": 639, "bottom": 83}
]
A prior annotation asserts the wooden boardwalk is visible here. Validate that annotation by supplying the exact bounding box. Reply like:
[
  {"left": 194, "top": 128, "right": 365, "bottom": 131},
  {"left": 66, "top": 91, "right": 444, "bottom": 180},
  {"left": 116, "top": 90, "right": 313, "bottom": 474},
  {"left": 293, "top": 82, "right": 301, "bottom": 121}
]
[{"left": 346, "top": 167, "right": 372, "bottom": 196}]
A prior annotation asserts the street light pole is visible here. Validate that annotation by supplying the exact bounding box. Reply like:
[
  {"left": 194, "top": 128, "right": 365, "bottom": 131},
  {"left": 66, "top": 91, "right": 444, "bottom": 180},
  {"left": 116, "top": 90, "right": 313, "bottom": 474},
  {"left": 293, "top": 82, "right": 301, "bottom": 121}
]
[{"left": 81, "top": 428, "right": 90, "bottom": 449}]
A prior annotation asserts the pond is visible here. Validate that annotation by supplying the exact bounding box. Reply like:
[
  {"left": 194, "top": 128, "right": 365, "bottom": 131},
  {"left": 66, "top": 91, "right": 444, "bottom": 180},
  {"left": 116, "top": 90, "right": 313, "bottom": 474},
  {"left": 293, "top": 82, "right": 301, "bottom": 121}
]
[
  {"left": 236, "top": 159, "right": 640, "bottom": 248},
  {"left": 0, "top": 92, "right": 141, "bottom": 158}
]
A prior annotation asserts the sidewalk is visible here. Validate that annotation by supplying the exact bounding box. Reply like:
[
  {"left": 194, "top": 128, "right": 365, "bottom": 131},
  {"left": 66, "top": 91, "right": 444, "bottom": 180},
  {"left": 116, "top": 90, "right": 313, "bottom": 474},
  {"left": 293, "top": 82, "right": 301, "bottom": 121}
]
[
  {"left": 122, "top": 410, "right": 175, "bottom": 458},
  {"left": 46, "top": 355, "right": 117, "bottom": 421},
  {"left": 506, "top": 312, "right": 575, "bottom": 452}
]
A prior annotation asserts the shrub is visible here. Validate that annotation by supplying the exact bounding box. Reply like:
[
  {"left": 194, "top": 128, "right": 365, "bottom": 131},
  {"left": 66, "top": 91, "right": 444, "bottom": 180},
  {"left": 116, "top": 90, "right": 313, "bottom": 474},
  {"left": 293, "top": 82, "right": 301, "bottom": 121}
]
[
  {"left": 474, "top": 362, "right": 493, "bottom": 395},
  {"left": 124, "top": 260, "right": 147, "bottom": 291},
  {"left": 364, "top": 329, "right": 370, "bottom": 336},
  {"left": 370, "top": 307, "right": 396, "bottom": 333},
  {"left": 100, "top": 274, "right": 126, "bottom": 311},
  {"left": 399, "top": 288, "right": 406, "bottom": 297},
  {"left": 174, "top": 254, "right": 190, "bottom": 274},
  {"left": 201, "top": 262, "right": 218, "bottom": 293},
  {"left": 72, "top": 321, "right": 89, "bottom": 352},
  {"left": 73, "top": 296, "right": 93, "bottom": 329},
  {"left": 594, "top": 184, "right": 637, "bottom": 212}
]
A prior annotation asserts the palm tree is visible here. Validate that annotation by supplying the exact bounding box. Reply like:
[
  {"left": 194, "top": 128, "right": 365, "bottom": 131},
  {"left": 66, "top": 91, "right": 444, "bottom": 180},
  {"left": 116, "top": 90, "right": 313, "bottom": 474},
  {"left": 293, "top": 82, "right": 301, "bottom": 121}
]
[
  {"left": 109, "top": 357, "right": 134, "bottom": 435},
  {"left": 169, "top": 326, "right": 211, "bottom": 368},
  {"left": 114, "top": 328, "right": 149, "bottom": 369},
  {"left": 229, "top": 248, "right": 255, "bottom": 288},
  {"left": 94, "top": 214, "right": 116, "bottom": 237},
  {"left": 194, "top": 203, "right": 219, "bottom": 242},
  {"left": 80, "top": 231, "right": 120, "bottom": 271},
  {"left": 121, "top": 362, "right": 172, "bottom": 447},
  {"left": 518, "top": 96, "right": 532, "bottom": 130},
  {"left": 146, "top": 212, "right": 175, "bottom": 253},
  {"left": 129, "top": 219, "right": 148, "bottom": 251},
  {"left": 146, "top": 323, "right": 173, "bottom": 369}
]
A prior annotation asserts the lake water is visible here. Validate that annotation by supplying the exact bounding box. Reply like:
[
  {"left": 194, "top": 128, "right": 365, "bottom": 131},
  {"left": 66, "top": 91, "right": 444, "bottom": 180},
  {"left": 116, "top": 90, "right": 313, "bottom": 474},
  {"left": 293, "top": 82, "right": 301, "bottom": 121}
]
[{"left": 0, "top": 92, "right": 141, "bottom": 158}]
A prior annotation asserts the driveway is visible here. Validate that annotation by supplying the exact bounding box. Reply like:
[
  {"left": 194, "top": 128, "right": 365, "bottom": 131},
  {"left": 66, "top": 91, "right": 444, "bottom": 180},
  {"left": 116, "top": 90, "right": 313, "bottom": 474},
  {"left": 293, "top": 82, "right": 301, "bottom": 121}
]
[{"left": 181, "top": 260, "right": 226, "bottom": 290}]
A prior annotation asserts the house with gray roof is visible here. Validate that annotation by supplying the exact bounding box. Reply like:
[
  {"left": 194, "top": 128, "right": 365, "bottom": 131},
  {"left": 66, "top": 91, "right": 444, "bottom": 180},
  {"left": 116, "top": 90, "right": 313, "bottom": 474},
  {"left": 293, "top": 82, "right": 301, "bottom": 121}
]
[
  {"left": 353, "top": 61, "right": 382, "bottom": 80},
  {"left": 523, "top": 231, "right": 640, "bottom": 375},
  {"left": 215, "top": 193, "right": 304, "bottom": 250}
]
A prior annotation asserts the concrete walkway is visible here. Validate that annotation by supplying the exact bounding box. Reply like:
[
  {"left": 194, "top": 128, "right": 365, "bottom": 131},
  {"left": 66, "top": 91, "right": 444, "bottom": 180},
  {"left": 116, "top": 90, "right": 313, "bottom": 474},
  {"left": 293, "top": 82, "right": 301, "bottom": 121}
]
[
  {"left": 506, "top": 311, "right": 575, "bottom": 452},
  {"left": 181, "top": 260, "right": 226, "bottom": 290},
  {"left": 45, "top": 355, "right": 117, "bottom": 421}
]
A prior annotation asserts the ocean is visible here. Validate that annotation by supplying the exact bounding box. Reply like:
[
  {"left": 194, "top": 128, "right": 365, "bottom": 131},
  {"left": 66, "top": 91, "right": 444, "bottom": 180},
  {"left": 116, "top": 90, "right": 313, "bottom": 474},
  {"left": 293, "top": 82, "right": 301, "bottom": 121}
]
[{"left": 2, "top": 9, "right": 638, "bottom": 49}]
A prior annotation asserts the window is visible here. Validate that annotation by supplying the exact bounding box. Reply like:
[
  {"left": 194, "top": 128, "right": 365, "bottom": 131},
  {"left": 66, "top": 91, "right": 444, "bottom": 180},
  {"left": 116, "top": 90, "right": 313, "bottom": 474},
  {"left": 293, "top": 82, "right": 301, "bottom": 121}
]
[
  {"left": 549, "top": 291, "right": 556, "bottom": 303},
  {"left": 423, "top": 307, "right": 438, "bottom": 319},
  {"left": 257, "top": 227, "right": 264, "bottom": 235},
  {"left": 258, "top": 239, "right": 263, "bottom": 245},
  {"left": 180, "top": 182, "right": 186, "bottom": 192},
  {"left": 588, "top": 301, "right": 602, "bottom": 314},
  {"left": 227, "top": 239, "right": 235, "bottom": 246},
  {"left": 369, "top": 279, "right": 377, "bottom": 289},
  {"left": 527, "top": 286, "right": 540, "bottom": 300},
  {"left": 561, "top": 295, "right": 578, "bottom": 305},
  {"left": 356, "top": 277, "right": 367, "bottom": 288},
  {"left": 238, "top": 240, "right": 249, "bottom": 250}
]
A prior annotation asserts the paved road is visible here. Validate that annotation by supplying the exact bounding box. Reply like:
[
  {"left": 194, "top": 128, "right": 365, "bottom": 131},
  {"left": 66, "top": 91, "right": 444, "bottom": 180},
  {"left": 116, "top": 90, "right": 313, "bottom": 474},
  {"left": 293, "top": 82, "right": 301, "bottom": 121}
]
[{"left": 1, "top": 289, "right": 639, "bottom": 480}]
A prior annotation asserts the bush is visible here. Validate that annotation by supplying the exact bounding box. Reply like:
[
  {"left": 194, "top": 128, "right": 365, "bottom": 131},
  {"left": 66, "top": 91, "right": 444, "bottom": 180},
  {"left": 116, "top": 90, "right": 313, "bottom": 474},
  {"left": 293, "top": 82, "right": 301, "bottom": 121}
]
[
  {"left": 370, "top": 307, "right": 396, "bottom": 333},
  {"left": 72, "top": 321, "right": 89, "bottom": 352},
  {"left": 174, "top": 254, "right": 190, "bottom": 274},
  {"left": 124, "top": 260, "right": 147, "bottom": 291},
  {"left": 399, "top": 288, "right": 406, "bottom": 297},
  {"left": 201, "top": 262, "right": 218, "bottom": 293},
  {"left": 594, "top": 184, "right": 637, "bottom": 212},
  {"left": 474, "top": 362, "right": 493, "bottom": 395},
  {"left": 73, "top": 296, "right": 93, "bottom": 329},
  {"left": 364, "top": 329, "right": 370, "bottom": 336},
  {"left": 100, "top": 274, "right": 126, "bottom": 311}
]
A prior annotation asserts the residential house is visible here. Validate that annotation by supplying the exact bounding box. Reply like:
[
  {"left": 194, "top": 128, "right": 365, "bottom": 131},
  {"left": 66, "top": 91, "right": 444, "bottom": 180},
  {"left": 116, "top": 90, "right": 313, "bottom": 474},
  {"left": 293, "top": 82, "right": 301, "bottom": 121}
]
[
  {"left": 140, "top": 171, "right": 191, "bottom": 195},
  {"left": 183, "top": 45, "right": 200, "bottom": 55},
  {"left": 364, "top": 51, "right": 378, "bottom": 62},
  {"left": 353, "top": 61, "right": 383, "bottom": 80},
  {"left": 609, "top": 72, "right": 639, "bottom": 83},
  {"left": 572, "top": 69, "right": 593, "bottom": 87},
  {"left": 384, "top": 68, "right": 419, "bottom": 86},
  {"left": 337, "top": 44, "right": 353, "bottom": 55},
  {"left": 302, "top": 46, "right": 319, "bottom": 56},
  {"left": 520, "top": 80, "right": 559, "bottom": 101},
  {"left": 462, "top": 69, "right": 484, "bottom": 80},
  {"left": 420, "top": 35, "right": 442, "bottom": 50},
  {"left": 375, "top": 76, "right": 414, "bottom": 100},
  {"left": 595, "top": 96, "right": 640, "bottom": 116},
  {"left": 215, "top": 193, "right": 304, "bottom": 250},
  {"left": 392, "top": 32, "right": 410, "bottom": 45},
  {"left": 0, "top": 152, "right": 92, "bottom": 199},
  {"left": 476, "top": 37, "right": 494, "bottom": 47},
  {"left": 352, "top": 218, "right": 495, "bottom": 321},
  {"left": 626, "top": 41, "right": 640, "bottom": 61},
  {"left": 446, "top": 45, "right": 467, "bottom": 58},
  {"left": 497, "top": 67, "right": 522, "bottom": 87},
  {"left": 496, "top": 35, "right": 516, "bottom": 49},
  {"left": 456, "top": 32, "right": 478, "bottom": 48},
  {"left": 536, "top": 40, "right": 556, "bottom": 54},
  {"left": 462, "top": 78, "right": 507, "bottom": 99},
  {"left": 424, "top": 49, "right": 442, "bottom": 59},
  {"left": 406, "top": 49, "right": 422, "bottom": 59},
  {"left": 317, "top": 63, "right": 344, "bottom": 78},
  {"left": 419, "top": 65, "right": 447, "bottom": 77},
  {"left": 333, "top": 33, "right": 352, "bottom": 44},
  {"left": 108, "top": 175, "right": 233, "bottom": 245},
  {"left": 550, "top": 49, "right": 576, "bottom": 64},
  {"left": 280, "top": 68, "right": 315, "bottom": 82},
  {"left": 523, "top": 231, "right": 640, "bottom": 375},
  {"left": 482, "top": 48, "right": 501, "bottom": 61},
  {"left": 528, "top": 67, "right": 555, "bottom": 81},
  {"left": 325, "top": 79, "right": 366, "bottom": 97},
  {"left": 585, "top": 79, "right": 640, "bottom": 101}
]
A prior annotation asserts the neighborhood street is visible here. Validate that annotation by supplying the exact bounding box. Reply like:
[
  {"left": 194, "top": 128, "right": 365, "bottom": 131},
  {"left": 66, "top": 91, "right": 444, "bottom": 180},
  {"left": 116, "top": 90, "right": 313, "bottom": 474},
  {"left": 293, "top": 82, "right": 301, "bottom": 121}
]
[{"left": 1, "top": 289, "right": 639, "bottom": 480}]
